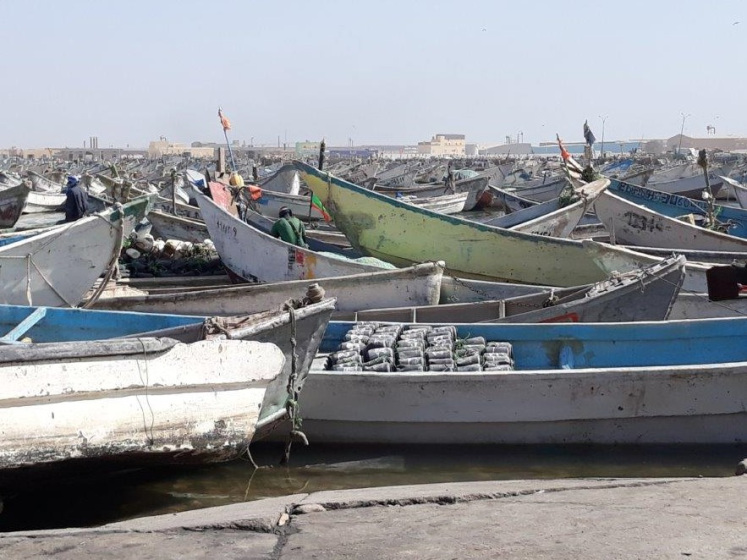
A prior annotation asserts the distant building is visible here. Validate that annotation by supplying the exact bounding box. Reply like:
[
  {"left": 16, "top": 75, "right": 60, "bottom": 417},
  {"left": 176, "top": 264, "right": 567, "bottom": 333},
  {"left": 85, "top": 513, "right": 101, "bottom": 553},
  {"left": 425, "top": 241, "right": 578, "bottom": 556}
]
[
  {"left": 662, "top": 135, "right": 747, "bottom": 154},
  {"left": 417, "top": 134, "right": 466, "bottom": 157},
  {"left": 295, "top": 141, "right": 322, "bottom": 158},
  {"left": 480, "top": 143, "right": 533, "bottom": 156},
  {"left": 148, "top": 140, "right": 214, "bottom": 158}
]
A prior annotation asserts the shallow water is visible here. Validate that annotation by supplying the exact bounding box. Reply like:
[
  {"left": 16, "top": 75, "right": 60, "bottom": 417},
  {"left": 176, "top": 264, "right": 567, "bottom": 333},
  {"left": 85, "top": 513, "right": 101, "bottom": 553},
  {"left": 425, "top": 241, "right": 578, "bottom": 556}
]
[{"left": 1, "top": 443, "right": 744, "bottom": 532}]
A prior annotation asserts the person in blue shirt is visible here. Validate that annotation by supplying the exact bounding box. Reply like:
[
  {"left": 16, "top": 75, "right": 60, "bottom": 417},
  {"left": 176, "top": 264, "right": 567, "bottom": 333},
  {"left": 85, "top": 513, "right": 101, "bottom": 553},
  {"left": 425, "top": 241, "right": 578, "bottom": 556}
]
[{"left": 64, "top": 176, "right": 89, "bottom": 222}]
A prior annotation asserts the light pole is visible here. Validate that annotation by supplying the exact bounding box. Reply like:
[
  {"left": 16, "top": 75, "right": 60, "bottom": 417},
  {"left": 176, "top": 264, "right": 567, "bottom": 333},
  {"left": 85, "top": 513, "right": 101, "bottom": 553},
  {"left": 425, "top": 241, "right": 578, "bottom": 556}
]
[
  {"left": 599, "top": 115, "right": 608, "bottom": 159},
  {"left": 677, "top": 112, "right": 691, "bottom": 155}
]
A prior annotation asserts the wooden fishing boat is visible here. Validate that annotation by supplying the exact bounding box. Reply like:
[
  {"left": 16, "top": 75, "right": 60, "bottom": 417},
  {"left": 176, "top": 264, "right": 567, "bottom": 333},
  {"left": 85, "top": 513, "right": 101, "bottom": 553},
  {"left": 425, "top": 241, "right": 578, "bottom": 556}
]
[
  {"left": 292, "top": 160, "right": 675, "bottom": 287},
  {"left": 400, "top": 192, "right": 469, "bottom": 215},
  {"left": 0, "top": 337, "right": 284, "bottom": 475},
  {"left": 93, "top": 261, "right": 444, "bottom": 315},
  {"left": 27, "top": 170, "right": 65, "bottom": 193},
  {"left": 609, "top": 179, "right": 747, "bottom": 239},
  {"left": 0, "top": 296, "right": 335, "bottom": 446},
  {"left": 251, "top": 189, "right": 322, "bottom": 222},
  {"left": 0, "top": 196, "right": 152, "bottom": 307},
  {"left": 0, "top": 182, "right": 31, "bottom": 228},
  {"left": 487, "top": 185, "right": 536, "bottom": 213},
  {"left": 242, "top": 205, "right": 358, "bottom": 255},
  {"left": 334, "top": 256, "right": 684, "bottom": 323},
  {"left": 481, "top": 178, "right": 609, "bottom": 238},
  {"left": 635, "top": 171, "right": 724, "bottom": 199},
  {"left": 23, "top": 189, "right": 66, "bottom": 213},
  {"left": 720, "top": 176, "right": 747, "bottom": 210},
  {"left": 195, "top": 190, "right": 390, "bottom": 283},
  {"left": 504, "top": 176, "right": 567, "bottom": 203},
  {"left": 373, "top": 175, "right": 490, "bottom": 211},
  {"left": 258, "top": 163, "right": 301, "bottom": 194},
  {"left": 594, "top": 190, "right": 747, "bottom": 252},
  {"left": 295, "top": 315, "right": 747, "bottom": 444},
  {"left": 147, "top": 209, "right": 210, "bottom": 243}
]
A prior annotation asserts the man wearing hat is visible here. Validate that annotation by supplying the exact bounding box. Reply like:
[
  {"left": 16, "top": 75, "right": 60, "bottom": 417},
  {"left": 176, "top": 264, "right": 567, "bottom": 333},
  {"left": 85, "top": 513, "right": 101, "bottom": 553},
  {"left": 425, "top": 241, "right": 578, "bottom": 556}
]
[
  {"left": 271, "top": 206, "right": 308, "bottom": 248},
  {"left": 64, "top": 175, "right": 89, "bottom": 222}
]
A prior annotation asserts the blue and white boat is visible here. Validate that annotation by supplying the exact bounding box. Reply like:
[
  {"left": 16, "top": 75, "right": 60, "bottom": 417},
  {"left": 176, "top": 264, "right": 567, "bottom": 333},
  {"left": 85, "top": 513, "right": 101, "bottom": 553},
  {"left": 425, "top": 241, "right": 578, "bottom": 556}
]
[
  {"left": 293, "top": 317, "right": 747, "bottom": 445},
  {"left": 609, "top": 179, "right": 747, "bottom": 238},
  {"left": 0, "top": 298, "right": 335, "bottom": 435}
]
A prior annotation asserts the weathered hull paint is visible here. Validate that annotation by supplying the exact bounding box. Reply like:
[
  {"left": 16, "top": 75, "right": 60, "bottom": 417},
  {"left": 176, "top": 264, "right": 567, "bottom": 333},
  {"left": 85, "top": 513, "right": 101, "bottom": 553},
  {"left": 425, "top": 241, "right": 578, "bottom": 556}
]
[
  {"left": 0, "top": 339, "right": 283, "bottom": 470},
  {"left": 594, "top": 190, "right": 747, "bottom": 252},
  {"left": 294, "top": 161, "right": 661, "bottom": 286},
  {"left": 0, "top": 183, "right": 30, "bottom": 227},
  {"left": 0, "top": 197, "right": 150, "bottom": 306},
  {"left": 147, "top": 210, "right": 209, "bottom": 243},
  {"left": 196, "top": 190, "right": 386, "bottom": 283},
  {"left": 94, "top": 262, "right": 444, "bottom": 315}
]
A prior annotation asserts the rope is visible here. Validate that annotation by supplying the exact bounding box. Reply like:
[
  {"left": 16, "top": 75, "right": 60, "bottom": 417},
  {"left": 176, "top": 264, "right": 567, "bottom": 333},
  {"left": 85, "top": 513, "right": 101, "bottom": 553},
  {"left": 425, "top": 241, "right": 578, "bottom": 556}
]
[
  {"left": 281, "top": 301, "right": 308, "bottom": 465},
  {"left": 0, "top": 210, "right": 125, "bottom": 307},
  {"left": 134, "top": 337, "right": 155, "bottom": 446}
]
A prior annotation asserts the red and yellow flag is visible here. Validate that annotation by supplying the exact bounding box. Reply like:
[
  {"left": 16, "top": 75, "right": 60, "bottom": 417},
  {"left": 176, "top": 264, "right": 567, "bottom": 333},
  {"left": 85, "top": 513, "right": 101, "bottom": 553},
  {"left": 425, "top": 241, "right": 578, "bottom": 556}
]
[{"left": 218, "top": 108, "right": 231, "bottom": 131}]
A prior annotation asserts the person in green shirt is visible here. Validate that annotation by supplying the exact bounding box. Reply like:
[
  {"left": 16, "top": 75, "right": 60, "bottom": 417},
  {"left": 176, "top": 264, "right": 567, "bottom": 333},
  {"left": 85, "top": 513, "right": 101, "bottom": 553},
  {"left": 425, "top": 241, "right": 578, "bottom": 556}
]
[{"left": 271, "top": 206, "right": 309, "bottom": 248}]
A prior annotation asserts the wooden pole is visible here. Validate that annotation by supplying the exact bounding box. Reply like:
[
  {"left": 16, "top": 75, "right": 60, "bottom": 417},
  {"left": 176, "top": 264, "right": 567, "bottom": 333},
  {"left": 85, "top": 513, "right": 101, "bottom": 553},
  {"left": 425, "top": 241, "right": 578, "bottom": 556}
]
[
  {"left": 318, "top": 139, "right": 326, "bottom": 171},
  {"left": 170, "top": 168, "right": 177, "bottom": 216}
]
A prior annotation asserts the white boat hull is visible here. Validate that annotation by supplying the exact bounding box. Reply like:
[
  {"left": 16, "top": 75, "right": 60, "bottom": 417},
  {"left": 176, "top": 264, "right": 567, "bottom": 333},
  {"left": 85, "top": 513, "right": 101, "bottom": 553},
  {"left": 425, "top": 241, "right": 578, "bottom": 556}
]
[
  {"left": 148, "top": 210, "right": 210, "bottom": 243},
  {"left": 0, "top": 339, "right": 283, "bottom": 468},
  {"left": 196, "top": 191, "right": 387, "bottom": 283},
  {"left": 594, "top": 191, "right": 747, "bottom": 252},
  {"left": 24, "top": 190, "right": 66, "bottom": 213},
  {"left": 296, "top": 362, "right": 747, "bottom": 444},
  {"left": 94, "top": 262, "right": 444, "bottom": 314}
]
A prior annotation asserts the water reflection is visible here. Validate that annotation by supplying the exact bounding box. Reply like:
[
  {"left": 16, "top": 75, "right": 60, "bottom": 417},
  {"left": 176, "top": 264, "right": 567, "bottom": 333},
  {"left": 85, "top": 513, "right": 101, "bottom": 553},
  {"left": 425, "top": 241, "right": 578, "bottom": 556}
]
[{"left": 1, "top": 443, "right": 743, "bottom": 532}]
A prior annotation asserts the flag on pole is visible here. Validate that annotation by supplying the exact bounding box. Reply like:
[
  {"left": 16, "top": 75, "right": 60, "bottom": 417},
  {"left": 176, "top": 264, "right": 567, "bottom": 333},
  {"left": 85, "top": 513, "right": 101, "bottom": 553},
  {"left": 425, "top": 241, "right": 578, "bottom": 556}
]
[
  {"left": 310, "top": 193, "right": 332, "bottom": 222},
  {"left": 583, "top": 120, "right": 596, "bottom": 146},
  {"left": 556, "top": 134, "right": 584, "bottom": 174},
  {"left": 218, "top": 108, "right": 231, "bottom": 131}
]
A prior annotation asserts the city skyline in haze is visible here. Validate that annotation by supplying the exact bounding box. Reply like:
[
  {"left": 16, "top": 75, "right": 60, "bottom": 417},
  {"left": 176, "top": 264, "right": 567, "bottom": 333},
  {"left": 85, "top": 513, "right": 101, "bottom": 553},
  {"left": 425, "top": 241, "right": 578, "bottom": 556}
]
[{"left": 1, "top": 0, "right": 744, "bottom": 149}]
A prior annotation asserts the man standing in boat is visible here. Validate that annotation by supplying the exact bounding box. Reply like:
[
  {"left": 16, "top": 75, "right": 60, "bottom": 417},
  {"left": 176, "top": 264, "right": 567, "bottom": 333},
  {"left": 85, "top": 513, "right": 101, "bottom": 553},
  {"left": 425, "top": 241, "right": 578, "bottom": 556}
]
[
  {"left": 64, "top": 175, "right": 89, "bottom": 222},
  {"left": 271, "top": 206, "right": 309, "bottom": 248}
]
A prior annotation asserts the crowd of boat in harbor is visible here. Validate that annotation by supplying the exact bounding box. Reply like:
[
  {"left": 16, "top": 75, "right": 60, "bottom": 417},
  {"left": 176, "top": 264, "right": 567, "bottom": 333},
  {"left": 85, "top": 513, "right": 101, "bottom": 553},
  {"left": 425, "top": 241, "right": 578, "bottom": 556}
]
[{"left": 2, "top": 144, "right": 747, "bottom": 509}]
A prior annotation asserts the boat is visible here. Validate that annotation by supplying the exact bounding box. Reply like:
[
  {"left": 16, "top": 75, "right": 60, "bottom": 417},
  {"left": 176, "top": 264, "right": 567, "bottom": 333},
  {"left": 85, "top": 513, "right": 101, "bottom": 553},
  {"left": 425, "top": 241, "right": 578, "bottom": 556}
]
[
  {"left": 481, "top": 178, "right": 609, "bottom": 237},
  {"left": 594, "top": 190, "right": 747, "bottom": 252},
  {"left": 0, "top": 296, "right": 336, "bottom": 446},
  {"left": 0, "top": 196, "right": 152, "bottom": 306},
  {"left": 634, "top": 171, "right": 724, "bottom": 199},
  {"left": 27, "top": 170, "right": 65, "bottom": 193},
  {"left": 241, "top": 205, "right": 358, "bottom": 255},
  {"left": 399, "top": 192, "right": 469, "bottom": 215},
  {"left": 721, "top": 175, "right": 747, "bottom": 210},
  {"left": 93, "top": 261, "right": 445, "bottom": 315},
  {"left": 292, "top": 160, "right": 681, "bottom": 287},
  {"left": 295, "top": 315, "right": 747, "bottom": 444},
  {"left": 147, "top": 209, "right": 210, "bottom": 243},
  {"left": 0, "top": 337, "right": 284, "bottom": 473},
  {"left": 251, "top": 188, "right": 319, "bottom": 221},
  {"left": 373, "top": 175, "right": 490, "bottom": 211},
  {"left": 0, "top": 182, "right": 31, "bottom": 228},
  {"left": 23, "top": 190, "right": 66, "bottom": 213},
  {"left": 258, "top": 163, "right": 302, "bottom": 194},
  {"left": 609, "top": 179, "right": 747, "bottom": 239},
  {"left": 195, "top": 190, "right": 390, "bottom": 283},
  {"left": 488, "top": 185, "right": 537, "bottom": 213},
  {"left": 503, "top": 176, "right": 568, "bottom": 203},
  {"left": 334, "top": 256, "right": 685, "bottom": 323}
]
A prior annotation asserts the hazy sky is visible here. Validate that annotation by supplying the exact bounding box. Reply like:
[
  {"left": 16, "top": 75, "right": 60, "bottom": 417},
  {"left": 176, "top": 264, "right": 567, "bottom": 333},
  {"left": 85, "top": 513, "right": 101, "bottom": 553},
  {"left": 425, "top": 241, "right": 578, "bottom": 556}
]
[{"left": 2, "top": 0, "right": 744, "bottom": 149}]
